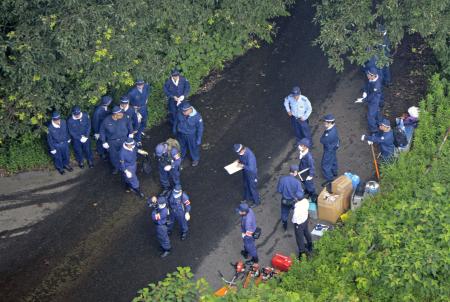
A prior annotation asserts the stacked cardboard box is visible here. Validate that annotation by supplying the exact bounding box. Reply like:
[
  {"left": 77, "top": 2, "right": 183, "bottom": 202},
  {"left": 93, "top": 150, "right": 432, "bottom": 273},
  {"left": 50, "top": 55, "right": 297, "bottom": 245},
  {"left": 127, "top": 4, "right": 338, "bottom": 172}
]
[
  {"left": 331, "top": 175, "right": 353, "bottom": 211},
  {"left": 317, "top": 188, "right": 344, "bottom": 223}
]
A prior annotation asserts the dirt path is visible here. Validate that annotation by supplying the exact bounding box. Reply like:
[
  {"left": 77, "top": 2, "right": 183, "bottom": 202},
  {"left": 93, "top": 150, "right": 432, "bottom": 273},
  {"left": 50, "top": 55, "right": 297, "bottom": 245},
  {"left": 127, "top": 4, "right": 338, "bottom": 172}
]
[{"left": 0, "top": 1, "right": 430, "bottom": 301}]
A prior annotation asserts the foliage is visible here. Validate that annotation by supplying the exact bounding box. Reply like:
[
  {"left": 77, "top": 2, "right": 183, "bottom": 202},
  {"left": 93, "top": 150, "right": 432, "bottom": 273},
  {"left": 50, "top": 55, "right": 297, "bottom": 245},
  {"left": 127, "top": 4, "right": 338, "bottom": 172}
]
[
  {"left": 133, "top": 74, "right": 450, "bottom": 301},
  {"left": 313, "top": 0, "right": 450, "bottom": 73},
  {"left": 0, "top": 0, "right": 293, "bottom": 171}
]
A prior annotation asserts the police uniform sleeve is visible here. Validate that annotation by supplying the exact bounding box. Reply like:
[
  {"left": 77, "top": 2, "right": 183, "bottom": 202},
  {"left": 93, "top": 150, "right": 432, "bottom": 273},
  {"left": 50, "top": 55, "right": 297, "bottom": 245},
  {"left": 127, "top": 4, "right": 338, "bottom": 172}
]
[
  {"left": 47, "top": 128, "right": 56, "bottom": 151},
  {"left": 196, "top": 114, "right": 204, "bottom": 145},
  {"left": 182, "top": 193, "right": 191, "bottom": 212},
  {"left": 67, "top": 118, "right": 79, "bottom": 140},
  {"left": 84, "top": 113, "right": 91, "bottom": 136},
  {"left": 308, "top": 155, "right": 315, "bottom": 177},
  {"left": 163, "top": 79, "right": 173, "bottom": 98},
  {"left": 99, "top": 118, "right": 107, "bottom": 142},
  {"left": 182, "top": 77, "right": 191, "bottom": 97},
  {"left": 366, "top": 134, "right": 383, "bottom": 143}
]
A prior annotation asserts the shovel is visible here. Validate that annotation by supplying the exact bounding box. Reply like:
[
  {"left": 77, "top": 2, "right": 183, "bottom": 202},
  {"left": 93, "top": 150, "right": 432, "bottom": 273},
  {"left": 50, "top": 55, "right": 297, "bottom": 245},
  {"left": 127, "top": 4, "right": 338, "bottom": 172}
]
[{"left": 370, "top": 144, "right": 380, "bottom": 180}]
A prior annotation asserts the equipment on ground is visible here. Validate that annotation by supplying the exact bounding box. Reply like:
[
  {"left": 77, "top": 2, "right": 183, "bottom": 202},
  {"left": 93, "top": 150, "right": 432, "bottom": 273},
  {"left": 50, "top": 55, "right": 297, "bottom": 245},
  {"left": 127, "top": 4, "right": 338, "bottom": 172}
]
[{"left": 370, "top": 144, "right": 380, "bottom": 180}]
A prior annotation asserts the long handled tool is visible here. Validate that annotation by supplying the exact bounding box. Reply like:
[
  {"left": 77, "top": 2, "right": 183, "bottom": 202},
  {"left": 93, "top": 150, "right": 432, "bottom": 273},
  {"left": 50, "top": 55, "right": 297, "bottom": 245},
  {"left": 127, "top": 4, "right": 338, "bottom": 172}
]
[{"left": 370, "top": 144, "right": 380, "bottom": 180}]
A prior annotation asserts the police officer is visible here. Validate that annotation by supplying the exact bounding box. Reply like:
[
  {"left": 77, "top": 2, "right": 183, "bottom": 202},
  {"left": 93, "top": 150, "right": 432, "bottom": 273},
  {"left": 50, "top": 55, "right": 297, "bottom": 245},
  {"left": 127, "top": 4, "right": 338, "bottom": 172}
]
[
  {"left": 120, "top": 96, "right": 139, "bottom": 137},
  {"left": 283, "top": 86, "right": 313, "bottom": 145},
  {"left": 47, "top": 111, "right": 73, "bottom": 175},
  {"left": 237, "top": 203, "right": 258, "bottom": 265},
  {"left": 150, "top": 196, "right": 171, "bottom": 258},
  {"left": 234, "top": 144, "right": 260, "bottom": 207},
  {"left": 355, "top": 67, "right": 383, "bottom": 133},
  {"left": 292, "top": 198, "right": 313, "bottom": 258},
  {"left": 92, "top": 96, "right": 112, "bottom": 160},
  {"left": 67, "top": 105, "right": 93, "bottom": 169},
  {"left": 128, "top": 79, "right": 151, "bottom": 140},
  {"left": 167, "top": 185, "right": 191, "bottom": 240},
  {"left": 320, "top": 114, "right": 340, "bottom": 185},
  {"left": 163, "top": 68, "right": 191, "bottom": 125},
  {"left": 173, "top": 102, "right": 204, "bottom": 167},
  {"left": 277, "top": 165, "right": 304, "bottom": 231},
  {"left": 155, "top": 142, "right": 182, "bottom": 193},
  {"left": 361, "top": 118, "right": 395, "bottom": 162},
  {"left": 298, "top": 138, "right": 317, "bottom": 202},
  {"left": 99, "top": 106, "right": 133, "bottom": 174},
  {"left": 119, "top": 138, "right": 146, "bottom": 198}
]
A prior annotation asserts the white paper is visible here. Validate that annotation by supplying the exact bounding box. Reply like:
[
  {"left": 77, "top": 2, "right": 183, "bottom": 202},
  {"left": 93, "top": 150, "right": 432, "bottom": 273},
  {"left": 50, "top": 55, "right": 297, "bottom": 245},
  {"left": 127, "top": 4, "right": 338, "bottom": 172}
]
[{"left": 224, "top": 161, "right": 243, "bottom": 175}]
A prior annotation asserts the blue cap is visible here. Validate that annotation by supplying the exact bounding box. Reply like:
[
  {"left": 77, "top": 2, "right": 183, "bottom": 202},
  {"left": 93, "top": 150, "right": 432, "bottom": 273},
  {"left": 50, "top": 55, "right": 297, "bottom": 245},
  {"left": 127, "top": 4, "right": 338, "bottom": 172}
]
[
  {"left": 298, "top": 138, "right": 311, "bottom": 149},
  {"left": 173, "top": 184, "right": 182, "bottom": 194},
  {"left": 380, "top": 118, "right": 391, "bottom": 127},
  {"left": 155, "top": 143, "right": 168, "bottom": 157},
  {"left": 120, "top": 96, "right": 130, "bottom": 104},
  {"left": 72, "top": 105, "right": 81, "bottom": 115},
  {"left": 291, "top": 86, "right": 301, "bottom": 96},
  {"left": 323, "top": 114, "right": 335, "bottom": 122},
  {"left": 135, "top": 79, "right": 145, "bottom": 85},
  {"left": 112, "top": 106, "right": 122, "bottom": 114},
  {"left": 233, "top": 144, "right": 243, "bottom": 153},
  {"left": 366, "top": 67, "right": 378, "bottom": 76},
  {"left": 289, "top": 164, "right": 299, "bottom": 172},
  {"left": 101, "top": 96, "right": 112, "bottom": 105},
  {"left": 171, "top": 68, "right": 180, "bottom": 76},
  {"left": 157, "top": 196, "right": 167, "bottom": 205},
  {"left": 125, "top": 137, "right": 135, "bottom": 145},
  {"left": 181, "top": 102, "right": 193, "bottom": 111},
  {"left": 51, "top": 111, "right": 61, "bottom": 120},
  {"left": 236, "top": 203, "right": 249, "bottom": 213}
]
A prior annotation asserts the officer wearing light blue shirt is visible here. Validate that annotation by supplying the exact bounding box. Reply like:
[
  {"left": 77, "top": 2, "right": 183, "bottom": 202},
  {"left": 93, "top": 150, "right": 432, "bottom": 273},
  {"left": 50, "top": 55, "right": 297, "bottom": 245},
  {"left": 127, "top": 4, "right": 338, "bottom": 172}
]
[{"left": 284, "top": 86, "right": 313, "bottom": 145}]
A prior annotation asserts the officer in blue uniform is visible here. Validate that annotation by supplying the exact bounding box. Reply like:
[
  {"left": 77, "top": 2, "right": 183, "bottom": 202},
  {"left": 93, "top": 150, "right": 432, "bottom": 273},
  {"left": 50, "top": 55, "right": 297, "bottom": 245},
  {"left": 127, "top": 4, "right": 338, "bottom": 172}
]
[
  {"left": 155, "top": 142, "right": 182, "bottom": 193},
  {"left": 120, "top": 96, "right": 139, "bottom": 137},
  {"left": 167, "top": 185, "right": 191, "bottom": 240},
  {"left": 119, "top": 138, "right": 145, "bottom": 198},
  {"left": 234, "top": 144, "right": 260, "bottom": 206},
  {"left": 237, "top": 203, "right": 258, "bottom": 265},
  {"left": 362, "top": 118, "right": 395, "bottom": 162},
  {"left": 67, "top": 105, "right": 93, "bottom": 169},
  {"left": 150, "top": 196, "right": 171, "bottom": 258},
  {"left": 320, "top": 114, "right": 340, "bottom": 184},
  {"left": 173, "top": 102, "right": 204, "bottom": 167},
  {"left": 99, "top": 106, "right": 133, "bottom": 174},
  {"left": 47, "top": 111, "right": 73, "bottom": 175},
  {"left": 283, "top": 86, "right": 313, "bottom": 146},
  {"left": 356, "top": 67, "right": 383, "bottom": 133},
  {"left": 92, "top": 96, "right": 112, "bottom": 160},
  {"left": 163, "top": 69, "right": 191, "bottom": 125},
  {"left": 298, "top": 138, "right": 317, "bottom": 202},
  {"left": 277, "top": 164, "right": 304, "bottom": 231},
  {"left": 127, "top": 79, "right": 151, "bottom": 138}
]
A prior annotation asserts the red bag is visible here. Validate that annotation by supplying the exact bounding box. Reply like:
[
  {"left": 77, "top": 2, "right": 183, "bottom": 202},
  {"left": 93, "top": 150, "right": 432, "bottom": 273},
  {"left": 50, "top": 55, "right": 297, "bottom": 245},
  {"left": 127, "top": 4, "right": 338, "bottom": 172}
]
[{"left": 271, "top": 253, "right": 292, "bottom": 272}]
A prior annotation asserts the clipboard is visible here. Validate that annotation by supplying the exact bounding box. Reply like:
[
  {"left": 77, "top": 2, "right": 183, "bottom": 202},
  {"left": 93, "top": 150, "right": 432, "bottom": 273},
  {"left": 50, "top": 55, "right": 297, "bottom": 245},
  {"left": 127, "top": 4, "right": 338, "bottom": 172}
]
[
  {"left": 224, "top": 161, "right": 243, "bottom": 175},
  {"left": 298, "top": 168, "right": 310, "bottom": 182}
]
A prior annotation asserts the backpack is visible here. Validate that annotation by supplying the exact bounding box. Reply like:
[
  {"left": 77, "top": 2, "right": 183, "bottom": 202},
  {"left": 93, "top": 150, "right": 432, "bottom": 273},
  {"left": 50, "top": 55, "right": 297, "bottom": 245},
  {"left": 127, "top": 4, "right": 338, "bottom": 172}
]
[{"left": 393, "top": 127, "right": 408, "bottom": 147}]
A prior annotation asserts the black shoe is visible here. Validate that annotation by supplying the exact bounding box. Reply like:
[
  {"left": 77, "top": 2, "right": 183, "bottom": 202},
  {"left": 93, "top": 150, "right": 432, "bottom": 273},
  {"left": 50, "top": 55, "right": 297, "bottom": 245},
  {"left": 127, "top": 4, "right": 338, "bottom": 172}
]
[
  {"left": 245, "top": 257, "right": 258, "bottom": 265},
  {"left": 58, "top": 169, "right": 65, "bottom": 175},
  {"left": 321, "top": 180, "right": 332, "bottom": 187},
  {"left": 112, "top": 169, "right": 119, "bottom": 175},
  {"left": 282, "top": 221, "right": 287, "bottom": 231},
  {"left": 88, "top": 162, "right": 94, "bottom": 168},
  {"left": 125, "top": 187, "right": 131, "bottom": 193},
  {"left": 78, "top": 162, "right": 84, "bottom": 169},
  {"left": 160, "top": 250, "right": 171, "bottom": 258},
  {"left": 180, "top": 232, "right": 188, "bottom": 241},
  {"left": 240, "top": 250, "right": 249, "bottom": 258},
  {"left": 64, "top": 165, "right": 73, "bottom": 172},
  {"left": 132, "top": 188, "right": 145, "bottom": 198},
  {"left": 191, "top": 160, "right": 199, "bottom": 167}
]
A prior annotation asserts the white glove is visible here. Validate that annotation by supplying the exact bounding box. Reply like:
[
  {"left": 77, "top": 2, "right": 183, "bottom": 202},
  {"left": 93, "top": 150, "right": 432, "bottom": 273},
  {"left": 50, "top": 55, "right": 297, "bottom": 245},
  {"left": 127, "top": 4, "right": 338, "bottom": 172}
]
[
  {"left": 124, "top": 170, "right": 132, "bottom": 178},
  {"left": 185, "top": 212, "right": 190, "bottom": 221},
  {"left": 67, "top": 139, "right": 71, "bottom": 143},
  {"left": 50, "top": 149, "right": 57, "bottom": 155},
  {"left": 306, "top": 176, "right": 313, "bottom": 181},
  {"left": 355, "top": 98, "right": 364, "bottom": 103},
  {"left": 102, "top": 142, "right": 110, "bottom": 149},
  {"left": 136, "top": 112, "right": 142, "bottom": 123},
  {"left": 80, "top": 136, "right": 88, "bottom": 143},
  {"left": 178, "top": 95, "right": 185, "bottom": 102},
  {"left": 137, "top": 149, "right": 148, "bottom": 156},
  {"left": 128, "top": 133, "right": 134, "bottom": 138},
  {"left": 94, "top": 133, "right": 100, "bottom": 140},
  {"left": 362, "top": 92, "right": 367, "bottom": 98},
  {"left": 241, "top": 233, "right": 245, "bottom": 238},
  {"left": 361, "top": 134, "right": 366, "bottom": 141},
  {"left": 164, "top": 165, "right": 172, "bottom": 171},
  {"left": 367, "top": 141, "right": 374, "bottom": 145}
]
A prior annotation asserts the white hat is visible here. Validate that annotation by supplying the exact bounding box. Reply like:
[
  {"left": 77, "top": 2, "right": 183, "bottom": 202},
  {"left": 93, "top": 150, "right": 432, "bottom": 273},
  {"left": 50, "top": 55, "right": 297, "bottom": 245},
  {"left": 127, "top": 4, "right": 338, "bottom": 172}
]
[{"left": 408, "top": 106, "right": 419, "bottom": 118}]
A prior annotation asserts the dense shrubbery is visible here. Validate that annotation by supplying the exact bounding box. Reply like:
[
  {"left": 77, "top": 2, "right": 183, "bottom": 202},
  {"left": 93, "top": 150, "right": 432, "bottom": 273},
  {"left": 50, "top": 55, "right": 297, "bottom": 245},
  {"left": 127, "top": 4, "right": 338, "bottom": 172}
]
[
  {"left": 134, "top": 74, "right": 450, "bottom": 301},
  {"left": 0, "top": 0, "right": 293, "bottom": 172}
]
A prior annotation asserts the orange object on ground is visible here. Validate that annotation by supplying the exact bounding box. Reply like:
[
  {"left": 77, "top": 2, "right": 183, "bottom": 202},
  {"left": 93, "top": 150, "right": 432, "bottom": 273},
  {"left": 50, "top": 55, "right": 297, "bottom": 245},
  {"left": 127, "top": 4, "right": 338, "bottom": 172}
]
[{"left": 271, "top": 253, "right": 292, "bottom": 272}]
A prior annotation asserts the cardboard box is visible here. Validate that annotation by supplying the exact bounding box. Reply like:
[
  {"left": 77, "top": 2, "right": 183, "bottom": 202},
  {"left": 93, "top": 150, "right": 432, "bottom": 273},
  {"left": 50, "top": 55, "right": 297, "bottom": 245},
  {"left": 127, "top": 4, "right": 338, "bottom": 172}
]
[
  {"left": 331, "top": 175, "right": 353, "bottom": 211},
  {"left": 317, "top": 188, "right": 344, "bottom": 223}
]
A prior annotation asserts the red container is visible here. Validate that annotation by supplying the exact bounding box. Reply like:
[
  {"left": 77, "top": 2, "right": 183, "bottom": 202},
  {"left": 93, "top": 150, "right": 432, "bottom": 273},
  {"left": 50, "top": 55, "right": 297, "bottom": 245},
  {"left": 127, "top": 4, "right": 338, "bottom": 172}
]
[{"left": 271, "top": 253, "right": 292, "bottom": 272}]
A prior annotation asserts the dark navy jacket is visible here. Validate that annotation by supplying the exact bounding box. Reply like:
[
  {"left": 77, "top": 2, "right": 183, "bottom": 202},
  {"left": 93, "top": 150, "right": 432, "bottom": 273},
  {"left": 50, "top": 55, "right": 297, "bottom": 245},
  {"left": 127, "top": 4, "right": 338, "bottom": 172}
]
[
  {"left": 320, "top": 126, "right": 340, "bottom": 151},
  {"left": 298, "top": 152, "right": 315, "bottom": 177},
  {"left": 367, "top": 130, "right": 395, "bottom": 159},
  {"left": 163, "top": 76, "right": 191, "bottom": 99},
  {"left": 173, "top": 110, "right": 204, "bottom": 144},
  {"left": 364, "top": 76, "right": 383, "bottom": 105},
  {"left": 277, "top": 175, "right": 304, "bottom": 200},
  {"left": 168, "top": 192, "right": 191, "bottom": 212},
  {"left": 128, "top": 83, "right": 151, "bottom": 107},
  {"left": 152, "top": 207, "right": 170, "bottom": 225},
  {"left": 92, "top": 105, "right": 110, "bottom": 134},
  {"left": 67, "top": 112, "right": 91, "bottom": 140},
  {"left": 121, "top": 106, "right": 139, "bottom": 131},
  {"left": 99, "top": 116, "right": 132, "bottom": 142},
  {"left": 241, "top": 209, "right": 257, "bottom": 237},
  {"left": 239, "top": 148, "right": 257, "bottom": 174},
  {"left": 47, "top": 120, "right": 70, "bottom": 150},
  {"left": 119, "top": 146, "right": 137, "bottom": 172}
]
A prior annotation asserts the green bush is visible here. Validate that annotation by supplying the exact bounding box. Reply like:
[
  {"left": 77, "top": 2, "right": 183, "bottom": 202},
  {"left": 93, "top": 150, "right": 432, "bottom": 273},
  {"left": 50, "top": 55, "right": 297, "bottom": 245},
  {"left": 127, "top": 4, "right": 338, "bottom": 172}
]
[{"left": 133, "top": 74, "right": 450, "bottom": 301}]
